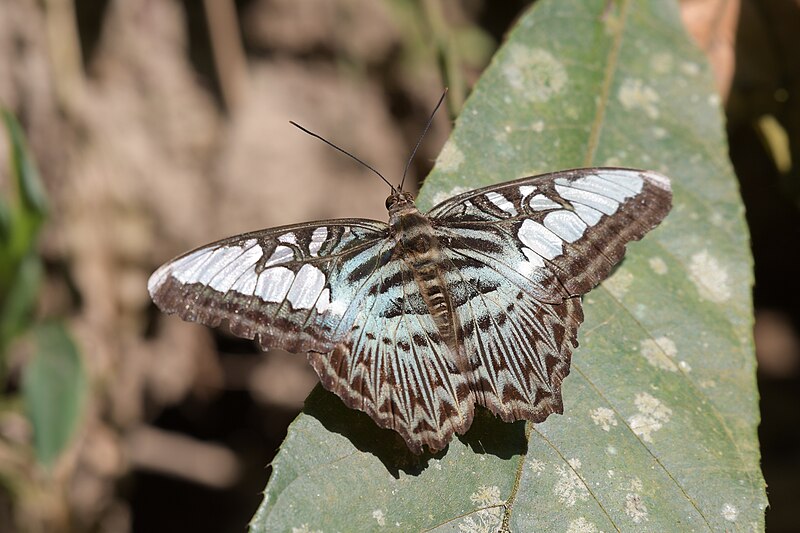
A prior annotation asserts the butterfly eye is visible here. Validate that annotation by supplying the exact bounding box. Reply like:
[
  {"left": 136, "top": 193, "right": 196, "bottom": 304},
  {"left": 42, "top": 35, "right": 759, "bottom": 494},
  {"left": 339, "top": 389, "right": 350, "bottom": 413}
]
[{"left": 385, "top": 196, "right": 394, "bottom": 210}]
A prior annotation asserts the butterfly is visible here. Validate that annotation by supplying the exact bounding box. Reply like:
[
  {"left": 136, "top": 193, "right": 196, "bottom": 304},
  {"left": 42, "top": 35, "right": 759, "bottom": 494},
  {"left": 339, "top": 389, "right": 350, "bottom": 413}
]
[{"left": 148, "top": 161, "right": 672, "bottom": 454}]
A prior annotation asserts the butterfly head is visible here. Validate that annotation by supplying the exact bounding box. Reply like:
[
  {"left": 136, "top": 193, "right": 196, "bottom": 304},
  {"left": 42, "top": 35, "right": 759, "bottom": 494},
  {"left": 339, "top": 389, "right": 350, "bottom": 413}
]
[{"left": 385, "top": 191, "right": 416, "bottom": 214}]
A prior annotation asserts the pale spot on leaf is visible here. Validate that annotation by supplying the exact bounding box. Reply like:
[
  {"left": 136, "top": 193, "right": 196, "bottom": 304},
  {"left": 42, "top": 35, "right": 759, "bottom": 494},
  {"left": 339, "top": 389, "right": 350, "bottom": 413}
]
[
  {"left": 458, "top": 485, "right": 504, "bottom": 533},
  {"left": 590, "top": 407, "right": 618, "bottom": 431},
  {"left": 372, "top": 509, "right": 386, "bottom": 527},
  {"left": 567, "top": 517, "right": 599, "bottom": 533},
  {"left": 626, "top": 477, "right": 643, "bottom": 492},
  {"left": 639, "top": 336, "right": 678, "bottom": 371},
  {"left": 603, "top": 268, "right": 634, "bottom": 298},
  {"left": 431, "top": 186, "right": 470, "bottom": 208},
  {"left": 292, "top": 525, "right": 322, "bottom": 533},
  {"left": 618, "top": 78, "right": 660, "bottom": 119},
  {"left": 503, "top": 45, "right": 567, "bottom": 102},
  {"left": 689, "top": 250, "right": 731, "bottom": 303},
  {"left": 470, "top": 485, "right": 502, "bottom": 506},
  {"left": 722, "top": 503, "right": 739, "bottom": 522},
  {"left": 625, "top": 493, "right": 649, "bottom": 523},
  {"left": 649, "top": 256, "right": 668, "bottom": 275},
  {"left": 628, "top": 392, "right": 672, "bottom": 443},
  {"left": 436, "top": 141, "right": 465, "bottom": 173},
  {"left": 651, "top": 52, "right": 673, "bottom": 74},
  {"left": 554, "top": 462, "right": 589, "bottom": 506},
  {"left": 528, "top": 458, "right": 545, "bottom": 474},
  {"left": 681, "top": 61, "right": 701, "bottom": 76}
]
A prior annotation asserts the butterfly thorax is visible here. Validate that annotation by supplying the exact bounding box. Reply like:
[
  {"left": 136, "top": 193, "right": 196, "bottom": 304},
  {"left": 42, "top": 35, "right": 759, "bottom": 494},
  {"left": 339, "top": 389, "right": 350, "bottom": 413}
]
[{"left": 386, "top": 192, "right": 466, "bottom": 367}]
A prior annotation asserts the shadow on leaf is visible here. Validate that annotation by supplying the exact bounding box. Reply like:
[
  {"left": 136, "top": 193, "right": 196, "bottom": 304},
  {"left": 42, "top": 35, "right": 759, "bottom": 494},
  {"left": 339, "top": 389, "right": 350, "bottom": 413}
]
[
  {"left": 458, "top": 407, "right": 527, "bottom": 459},
  {"left": 303, "top": 386, "right": 527, "bottom": 477}
]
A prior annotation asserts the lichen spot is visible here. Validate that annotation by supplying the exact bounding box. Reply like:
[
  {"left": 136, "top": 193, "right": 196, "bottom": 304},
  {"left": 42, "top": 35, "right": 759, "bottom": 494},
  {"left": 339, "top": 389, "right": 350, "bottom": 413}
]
[
  {"left": 528, "top": 458, "right": 545, "bottom": 474},
  {"left": 689, "top": 250, "right": 731, "bottom": 303},
  {"left": 590, "top": 407, "right": 618, "bottom": 431},
  {"left": 651, "top": 52, "right": 674, "bottom": 74},
  {"left": 625, "top": 493, "right": 649, "bottom": 523},
  {"left": 618, "top": 78, "right": 660, "bottom": 119},
  {"left": 436, "top": 140, "right": 464, "bottom": 173},
  {"left": 430, "top": 185, "right": 470, "bottom": 208},
  {"left": 458, "top": 485, "right": 504, "bottom": 532},
  {"left": 639, "top": 336, "right": 678, "bottom": 372},
  {"left": 567, "top": 517, "right": 599, "bottom": 533},
  {"left": 532, "top": 120, "right": 545, "bottom": 133},
  {"left": 722, "top": 503, "right": 739, "bottom": 522},
  {"left": 681, "top": 61, "right": 701, "bottom": 76},
  {"left": 503, "top": 45, "right": 567, "bottom": 102},
  {"left": 372, "top": 509, "right": 386, "bottom": 527},
  {"left": 603, "top": 267, "right": 634, "bottom": 298},
  {"left": 554, "top": 461, "right": 589, "bottom": 507},
  {"left": 291, "top": 525, "right": 322, "bottom": 533},
  {"left": 649, "top": 256, "right": 668, "bottom": 275},
  {"left": 628, "top": 392, "right": 672, "bottom": 443}
]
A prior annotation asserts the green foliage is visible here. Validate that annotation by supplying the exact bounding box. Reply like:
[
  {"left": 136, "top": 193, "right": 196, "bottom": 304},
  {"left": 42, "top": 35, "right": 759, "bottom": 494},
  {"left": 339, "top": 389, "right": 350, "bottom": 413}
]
[
  {"left": 250, "top": 0, "right": 767, "bottom": 531},
  {"left": 0, "top": 110, "right": 48, "bottom": 353},
  {"left": 0, "top": 111, "right": 85, "bottom": 468},
  {"left": 22, "top": 323, "right": 86, "bottom": 468}
]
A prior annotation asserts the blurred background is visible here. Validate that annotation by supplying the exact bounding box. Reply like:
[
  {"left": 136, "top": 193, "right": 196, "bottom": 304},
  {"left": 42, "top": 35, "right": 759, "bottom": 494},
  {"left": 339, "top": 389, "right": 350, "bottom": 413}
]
[{"left": 0, "top": 0, "right": 797, "bottom": 531}]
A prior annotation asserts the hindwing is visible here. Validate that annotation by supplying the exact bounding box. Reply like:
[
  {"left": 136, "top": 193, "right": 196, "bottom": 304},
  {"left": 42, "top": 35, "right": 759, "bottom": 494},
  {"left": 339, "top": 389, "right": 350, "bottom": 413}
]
[{"left": 307, "top": 256, "right": 475, "bottom": 454}]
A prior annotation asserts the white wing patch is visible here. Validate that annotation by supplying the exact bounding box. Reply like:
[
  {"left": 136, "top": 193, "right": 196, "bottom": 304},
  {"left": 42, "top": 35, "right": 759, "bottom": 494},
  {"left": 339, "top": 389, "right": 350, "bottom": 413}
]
[
  {"left": 309, "top": 227, "right": 328, "bottom": 256},
  {"left": 529, "top": 194, "right": 561, "bottom": 211},
  {"left": 572, "top": 203, "right": 603, "bottom": 225},
  {"left": 518, "top": 219, "right": 563, "bottom": 260},
  {"left": 169, "top": 239, "right": 262, "bottom": 292},
  {"left": 544, "top": 210, "right": 588, "bottom": 243},
  {"left": 256, "top": 266, "right": 294, "bottom": 302},
  {"left": 600, "top": 169, "right": 645, "bottom": 192},
  {"left": 555, "top": 183, "right": 620, "bottom": 215},
  {"left": 286, "top": 264, "right": 326, "bottom": 310},
  {"left": 519, "top": 185, "right": 536, "bottom": 198},
  {"left": 266, "top": 245, "right": 293, "bottom": 266},
  {"left": 486, "top": 191, "right": 518, "bottom": 215}
]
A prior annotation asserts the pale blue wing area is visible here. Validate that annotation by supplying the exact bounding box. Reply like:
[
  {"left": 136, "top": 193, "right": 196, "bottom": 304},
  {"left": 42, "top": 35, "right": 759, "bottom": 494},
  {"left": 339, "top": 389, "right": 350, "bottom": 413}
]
[
  {"left": 438, "top": 243, "right": 583, "bottom": 422},
  {"left": 308, "top": 254, "right": 475, "bottom": 454}
]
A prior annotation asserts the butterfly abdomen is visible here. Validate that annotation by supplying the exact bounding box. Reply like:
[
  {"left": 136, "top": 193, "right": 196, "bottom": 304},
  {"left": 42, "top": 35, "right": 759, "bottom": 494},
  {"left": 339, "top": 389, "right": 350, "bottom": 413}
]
[{"left": 391, "top": 207, "right": 466, "bottom": 368}]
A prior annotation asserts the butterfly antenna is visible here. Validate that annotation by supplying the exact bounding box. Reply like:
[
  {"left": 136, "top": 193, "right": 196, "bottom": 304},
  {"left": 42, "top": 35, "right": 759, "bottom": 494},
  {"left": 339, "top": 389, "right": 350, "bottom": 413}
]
[
  {"left": 289, "top": 121, "right": 396, "bottom": 193},
  {"left": 399, "top": 88, "right": 448, "bottom": 191}
]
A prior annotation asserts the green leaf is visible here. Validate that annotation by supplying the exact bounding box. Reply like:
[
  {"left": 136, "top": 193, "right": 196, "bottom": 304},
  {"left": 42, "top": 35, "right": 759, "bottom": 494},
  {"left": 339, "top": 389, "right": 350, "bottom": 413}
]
[
  {"left": 0, "top": 110, "right": 47, "bottom": 287},
  {"left": 251, "top": 1, "right": 767, "bottom": 531},
  {"left": 0, "top": 253, "right": 43, "bottom": 354},
  {"left": 1, "top": 110, "right": 47, "bottom": 219},
  {"left": 22, "top": 323, "right": 86, "bottom": 468}
]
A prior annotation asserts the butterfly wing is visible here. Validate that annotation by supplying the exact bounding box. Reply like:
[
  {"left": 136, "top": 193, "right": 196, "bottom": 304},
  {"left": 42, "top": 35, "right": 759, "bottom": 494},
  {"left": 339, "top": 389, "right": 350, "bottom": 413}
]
[
  {"left": 429, "top": 167, "right": 672, "bottom": 300},
  {"left": 307, "top": 254, "right": 475, "bottom": 454},
  {"left": 148, "top": 219, "right": 389, "bottom": 353},
  {"left": 150, "top": 217, "right": 475, "bottom": 453},
  {"left": 430, "top": 167, "right": 671, "bottom": 423}
]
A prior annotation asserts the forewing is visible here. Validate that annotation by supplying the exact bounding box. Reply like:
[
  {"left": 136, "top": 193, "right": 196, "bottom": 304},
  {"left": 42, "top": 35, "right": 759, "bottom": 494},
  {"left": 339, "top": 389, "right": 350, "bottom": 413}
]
[
  {"left": 308, "top": 256, "right": 475, "bottom": 454},
  {"left": 429, "top": 167, "right": 672, "bottom": 299},
  {"left": 148, "top": 219, "right": 388, "bottom": 353}
]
